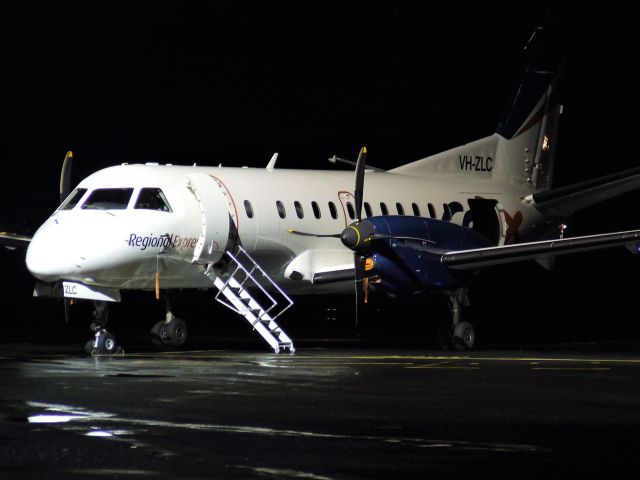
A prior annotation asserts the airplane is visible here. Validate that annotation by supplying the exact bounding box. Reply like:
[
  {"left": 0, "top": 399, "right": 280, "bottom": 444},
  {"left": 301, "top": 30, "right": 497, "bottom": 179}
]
[{"left": 4, "top": 45, "right": 640, "bottom": 355}]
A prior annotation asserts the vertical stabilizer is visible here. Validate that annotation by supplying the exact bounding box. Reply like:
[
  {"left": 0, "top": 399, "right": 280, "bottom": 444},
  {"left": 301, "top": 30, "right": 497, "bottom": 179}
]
[
  {"left": 495, "top": 21, "right": 565, "bottom": 191},
  {"left": 495, "top": 61, "right": 563, "bottom": 191}
]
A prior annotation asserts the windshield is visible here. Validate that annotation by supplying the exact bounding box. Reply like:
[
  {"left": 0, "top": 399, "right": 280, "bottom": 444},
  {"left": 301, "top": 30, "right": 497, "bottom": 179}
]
[
  {"left": 58, "top": 188, "right": 87, "bottom": 210},
  {"left": 81, "top": 188, "right": 134, "bottom": 210},
  {"left": 134, "top": 188, "right": 172, "bottom": 212}
]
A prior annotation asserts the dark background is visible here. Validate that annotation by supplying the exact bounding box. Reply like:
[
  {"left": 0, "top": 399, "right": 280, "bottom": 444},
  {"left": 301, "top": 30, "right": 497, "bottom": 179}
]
[{"left": 4, "top": 3, "right": 640, "bottom": 346}]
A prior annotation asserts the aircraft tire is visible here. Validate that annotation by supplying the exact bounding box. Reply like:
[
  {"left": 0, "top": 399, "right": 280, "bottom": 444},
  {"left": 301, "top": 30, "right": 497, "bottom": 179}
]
[
  {"left": 453, "top": 321, "right": 475, "bottom": 350},
  {"left": 161, "top": 318, "right": 188, "bottom": 347},
  {"left": 96, "top": 331, "right": 118, "bottom": 355}
]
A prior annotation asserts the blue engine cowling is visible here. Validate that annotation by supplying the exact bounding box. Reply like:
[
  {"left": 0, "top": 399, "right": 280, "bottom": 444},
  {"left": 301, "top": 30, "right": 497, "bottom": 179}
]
[{"left": 351, "top": 216, "right": 493, "bottom": 295}]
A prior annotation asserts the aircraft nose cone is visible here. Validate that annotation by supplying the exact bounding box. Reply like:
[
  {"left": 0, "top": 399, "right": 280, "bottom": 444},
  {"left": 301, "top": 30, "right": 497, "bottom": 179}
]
[
  {"left": 26, "top": 222, "right": 77, "bottom": 282},
  {"left": 26, "top": 236, "right": 61, "bottom": 282}
]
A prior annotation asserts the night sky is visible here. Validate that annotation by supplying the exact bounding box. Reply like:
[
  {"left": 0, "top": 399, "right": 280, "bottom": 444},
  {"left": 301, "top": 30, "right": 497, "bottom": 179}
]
[{"left": 4, "top": 4, "right": 640, "bottom": 343}]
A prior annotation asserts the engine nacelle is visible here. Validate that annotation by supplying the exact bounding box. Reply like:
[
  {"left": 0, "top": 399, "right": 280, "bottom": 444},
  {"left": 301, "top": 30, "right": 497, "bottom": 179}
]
[{"left": 344, "top": 216, "right": 492, "bottom": 294}]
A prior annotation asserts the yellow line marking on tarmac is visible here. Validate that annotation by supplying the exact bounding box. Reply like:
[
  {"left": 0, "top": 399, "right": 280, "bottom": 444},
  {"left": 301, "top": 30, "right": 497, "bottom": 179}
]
[
  {"left": 532, "top": 367, "right": 611, "bottom": 371},
  {"left": 297, "top": 355, "right": 640, "bottom": 365},
  {"left": 406, "top": 365, "right": 481, "bottom": 370},
  {"left": 405, "top": 360, "right": 482, "bottom": 370}
]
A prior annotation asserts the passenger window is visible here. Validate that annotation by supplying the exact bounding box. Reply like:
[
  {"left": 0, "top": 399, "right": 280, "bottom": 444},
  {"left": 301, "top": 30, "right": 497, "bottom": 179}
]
[
  {"left": 134, "top": 188, "right": 172, "bottom": 212},
  {"left": 396, "top": 203, "right": 405, "bottom": 215},
  {"left": 346, "top": 202, "right": 355, "bottom": 220},
  {"left": 412, "top": 203, "right": 421, "bottom": 216},
  {"left": 328, "top": 201, "right": 338, "bottom": 219},
  {"left": 311, "top": 201, "right": 321, "bottom": 219},
  {"left": 82, "top": 188, "right": 134, "bottom": 210},
  {"left": 58, "top": 188, "right": 87, "bottom": 211},
  {"left": 276, "top": 200, "right": 286, "bottom": 219},
  {"left": 380, "top": 202, "right": 388, "bottom": 215},
  {"left": 428, "top": 203, "right": 436, "bottom": 219},
  {"left": 244, "top": 200, "right": 254, "bottom": 219},
  {"left": 364, "top": 202, "right": 372, "bottom": 218},
  {"left": 294, "top": 201, "right": 304, "bottom": 219}
]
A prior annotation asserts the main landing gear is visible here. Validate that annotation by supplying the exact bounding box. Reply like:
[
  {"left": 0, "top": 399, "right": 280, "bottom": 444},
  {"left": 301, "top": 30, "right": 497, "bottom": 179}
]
[
  {"left": 83, "top": 299, "right": 189, "bottom": 355},
  {"left": 437, "top": 287, "right": 476, "bottom": 351},
  {"left": 150, "top": 299, "right": 188, "bottom": 347},
  {"left": 84, "top": 301, "right": 120, "bottom": 355}
]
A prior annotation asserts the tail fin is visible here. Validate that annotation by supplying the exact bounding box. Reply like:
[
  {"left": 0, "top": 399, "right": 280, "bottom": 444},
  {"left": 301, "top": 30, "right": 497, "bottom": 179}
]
[
  {"left": 495, "top": 57, "right": 563, "bottom": 191},
  {"left": 391, "top": 24, "right": 564, "bottom": 193}
]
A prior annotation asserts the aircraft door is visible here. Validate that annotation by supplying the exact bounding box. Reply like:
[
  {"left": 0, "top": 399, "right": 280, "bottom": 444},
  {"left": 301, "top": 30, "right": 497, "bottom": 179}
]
[
  {"left": 186, "top": 174, "right": 232, "bottom": 264},
  {"left": 466, "top": 198, "right": 507, "bottom": 246}
]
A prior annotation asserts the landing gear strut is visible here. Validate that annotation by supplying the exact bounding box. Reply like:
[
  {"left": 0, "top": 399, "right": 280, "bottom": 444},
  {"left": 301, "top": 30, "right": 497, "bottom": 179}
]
[
  {"left": 84, "top": 301, "right": 119, "bottom": 355},
  {"left": 438, "top": 288, "right": 476, "bottom": 350},
  {"left": 150, "top": 298, "right": 188, "bottom": 347}
]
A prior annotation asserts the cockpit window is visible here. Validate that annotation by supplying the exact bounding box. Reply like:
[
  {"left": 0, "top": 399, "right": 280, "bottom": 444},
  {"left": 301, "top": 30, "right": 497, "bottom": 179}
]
[
  {"left": 58, "top": 188, "right": 87, "bottom": 210},
  {"left": 134, "top": 188, "right": 172, "bottom": 212},
  {"left": 82, "top": 188, "right": 134, "bottom": 210}
]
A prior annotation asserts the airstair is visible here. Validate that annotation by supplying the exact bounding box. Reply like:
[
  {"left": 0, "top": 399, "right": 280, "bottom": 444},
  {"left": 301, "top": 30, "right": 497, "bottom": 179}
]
[{"left": 205, "top": 246, "right": 295, "bottom": 354}]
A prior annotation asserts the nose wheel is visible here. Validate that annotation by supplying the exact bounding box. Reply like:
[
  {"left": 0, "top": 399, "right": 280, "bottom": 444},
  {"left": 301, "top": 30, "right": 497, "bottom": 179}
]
[
  {"left": 85, "top": 329, "right": 119, "bottom": 355},
  {"left": 84, "top": 301, "right": 121, "bottom": 355}
]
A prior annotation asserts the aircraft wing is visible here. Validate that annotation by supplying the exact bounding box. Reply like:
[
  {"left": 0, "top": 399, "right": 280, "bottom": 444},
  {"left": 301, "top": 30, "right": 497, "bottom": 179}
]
[
  {"left": 284, "top": 249, "right": 355, "bottom": 284},
  {"left": 441, "top": 229, "right": 640, "bottom": 270},
  {"left": 523, "top": 166, "right": 640, "bottom": 217},
  {"left": 0, "top": 232, "right": 32, "bottom": 250}
]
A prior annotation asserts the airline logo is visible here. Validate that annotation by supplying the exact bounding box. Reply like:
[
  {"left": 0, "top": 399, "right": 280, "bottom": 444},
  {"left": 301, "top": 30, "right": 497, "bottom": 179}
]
[{"left": 127, "top": 233, "right": 198, "bottom": 251}]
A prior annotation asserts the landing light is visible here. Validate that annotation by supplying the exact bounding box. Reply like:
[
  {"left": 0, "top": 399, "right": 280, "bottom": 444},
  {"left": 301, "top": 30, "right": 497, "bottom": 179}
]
[{"left": 542, "top": 135, "right": 550, "bottom": 151}]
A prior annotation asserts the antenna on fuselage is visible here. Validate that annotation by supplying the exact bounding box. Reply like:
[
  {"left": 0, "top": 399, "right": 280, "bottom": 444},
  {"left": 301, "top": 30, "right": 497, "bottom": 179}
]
[{"left": 266, "top": 152, "right": 278, "bottom": 171}]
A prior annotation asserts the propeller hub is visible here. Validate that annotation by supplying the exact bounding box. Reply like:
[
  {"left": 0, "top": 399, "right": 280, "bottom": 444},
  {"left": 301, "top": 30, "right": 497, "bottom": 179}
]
[
  {"left": 340, "top": 225, "right": 361, "bottom": 249},
  {"left": 340, "top": 220, "right": 375, "bottom": 252}
]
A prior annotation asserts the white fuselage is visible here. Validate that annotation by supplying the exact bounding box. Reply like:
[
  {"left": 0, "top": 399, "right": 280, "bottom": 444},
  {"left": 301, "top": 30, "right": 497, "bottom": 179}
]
[{"left": 26, "top": 163, "right": 545, "bottom": 295}]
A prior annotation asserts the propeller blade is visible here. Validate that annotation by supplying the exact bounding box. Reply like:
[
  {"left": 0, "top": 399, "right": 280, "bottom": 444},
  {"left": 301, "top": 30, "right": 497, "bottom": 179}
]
[
  {"left": 63, "top": 299, "right": 70, "bottom": 324},
  {"left": 354, "top": 254, "right": 366, "bottom": 325},
  {"left": 287, "top": 229, "right": 341, "bottom": 238},
  {"left": 354, "top": 146, "right": 367, "bottom": 221},
  {"left": 59, "top": 150, "right": 74, "bottom": 202}
]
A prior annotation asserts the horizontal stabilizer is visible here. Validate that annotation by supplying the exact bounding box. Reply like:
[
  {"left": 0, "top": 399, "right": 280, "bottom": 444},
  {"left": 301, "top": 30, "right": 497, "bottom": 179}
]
[
  {"left": 524, "top": 166, "right": 640, "bottom": 217},
  {"left": 441, "top": 229, "right": 640, "bottom": 270}
]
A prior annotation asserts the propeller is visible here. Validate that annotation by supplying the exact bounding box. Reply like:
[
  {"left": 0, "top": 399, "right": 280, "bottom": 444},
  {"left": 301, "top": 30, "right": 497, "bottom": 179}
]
[
  {"left": 286, "top": 229, "right": 340, "bottom": 238},
  {"left": 286, "top": 146, "right": 371, "bottom": 322},
  {"left": 59, "top": 150, "right": 74, "bottom": 202},
  {"left": 354, "top": 146, "right": 366, "bottom": 222},
  {"left": 59, "top": 150, "right": 75, "bottom": 320},
  {"left": 352, "top": 147, "right": 369, "bottom": 324}
]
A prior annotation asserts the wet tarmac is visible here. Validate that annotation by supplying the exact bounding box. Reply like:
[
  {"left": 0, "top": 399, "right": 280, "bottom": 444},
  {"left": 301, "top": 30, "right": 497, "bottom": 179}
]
[{"left": 2, "top": 338, "right": 640, "bottom": 479}]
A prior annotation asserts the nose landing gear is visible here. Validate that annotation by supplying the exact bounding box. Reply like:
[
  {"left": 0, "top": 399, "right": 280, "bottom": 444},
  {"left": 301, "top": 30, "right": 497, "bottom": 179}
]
[{"left": 84, "top": 301, "right": 121, "bottom": 355}]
